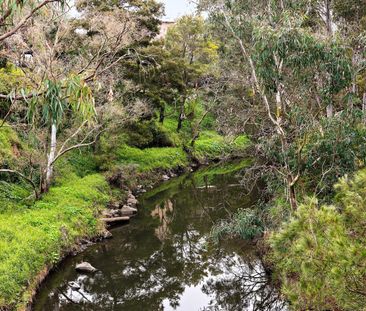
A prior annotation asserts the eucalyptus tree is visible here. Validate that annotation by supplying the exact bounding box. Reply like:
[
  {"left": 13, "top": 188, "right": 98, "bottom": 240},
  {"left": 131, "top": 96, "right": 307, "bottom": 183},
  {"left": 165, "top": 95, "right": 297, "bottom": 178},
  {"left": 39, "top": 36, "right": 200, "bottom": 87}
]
[
  {"left": 199, "top": 0, "right": 352, "bottom": 209},
  {"left": 27, "top": 78, "right": 97, "bottom": 192}
]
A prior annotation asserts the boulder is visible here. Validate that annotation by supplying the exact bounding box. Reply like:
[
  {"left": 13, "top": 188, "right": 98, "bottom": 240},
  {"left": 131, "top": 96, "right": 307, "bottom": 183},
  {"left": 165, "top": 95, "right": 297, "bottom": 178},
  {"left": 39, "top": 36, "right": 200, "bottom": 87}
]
[
  {"left": 75, "top": 262, "right": 97, "bottom": 273},
  {"left": 127, "top": 197, "right": 138, "bottom": 206},
  {"left": 121, "top": 206, "right": 138, "bottom": 216},
  {"left": 110, "top": 209, "right": 121, "bottom": 217}
]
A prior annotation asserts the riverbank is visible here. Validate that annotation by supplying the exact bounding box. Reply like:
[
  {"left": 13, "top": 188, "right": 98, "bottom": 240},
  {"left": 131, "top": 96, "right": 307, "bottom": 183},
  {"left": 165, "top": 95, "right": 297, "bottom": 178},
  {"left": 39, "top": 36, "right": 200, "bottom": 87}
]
[{"left": 0, "top": 118, "right": 249, "bottom": 311}]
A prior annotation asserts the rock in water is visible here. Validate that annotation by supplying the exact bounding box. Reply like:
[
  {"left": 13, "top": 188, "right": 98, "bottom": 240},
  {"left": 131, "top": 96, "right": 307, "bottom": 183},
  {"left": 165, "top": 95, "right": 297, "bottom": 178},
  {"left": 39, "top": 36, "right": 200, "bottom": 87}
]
[
  {"left": 103, "top": 230, "right": 113, "bottom": 239},
  {"left": 121, "top": 206, "right": 137, "bottom": 216},
  {"left": 68, "top": 281, "right": 81, "bottom": 290},
  {"left": 75, "top": 262, "right": 97, "bottom": 273}
]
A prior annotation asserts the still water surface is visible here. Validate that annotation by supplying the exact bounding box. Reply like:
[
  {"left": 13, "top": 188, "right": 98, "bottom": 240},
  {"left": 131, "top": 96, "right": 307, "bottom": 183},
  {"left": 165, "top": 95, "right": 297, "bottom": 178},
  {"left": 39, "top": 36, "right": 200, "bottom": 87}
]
[{"left": 33, "top": 164, "right": 287, "bottom": 311}]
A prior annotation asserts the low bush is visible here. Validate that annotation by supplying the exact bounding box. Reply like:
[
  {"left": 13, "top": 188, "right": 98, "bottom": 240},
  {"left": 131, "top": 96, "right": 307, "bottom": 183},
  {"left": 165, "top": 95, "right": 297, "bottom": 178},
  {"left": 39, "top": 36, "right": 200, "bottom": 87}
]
[
  {"left": 270, "top": 169, "right": 366, "bottom": 310},
  {"left": 211, "top": 209, "right": 264, "bottom": 242}
]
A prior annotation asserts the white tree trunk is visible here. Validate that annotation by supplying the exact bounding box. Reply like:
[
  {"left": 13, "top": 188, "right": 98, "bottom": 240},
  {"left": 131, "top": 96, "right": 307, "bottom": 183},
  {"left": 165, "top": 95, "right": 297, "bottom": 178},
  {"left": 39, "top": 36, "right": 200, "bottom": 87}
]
[
  {"left": 325, "top": 0, "right": 333, "bottom": 36},
  {"left": 326, "top": 104, "right": 333, "bottom": 118},
  {"left": 45, "top": 121, "right": 57, "bottom": 191},
  {"left": 363, "top": 93, "right": 366, "bottom": 124}
]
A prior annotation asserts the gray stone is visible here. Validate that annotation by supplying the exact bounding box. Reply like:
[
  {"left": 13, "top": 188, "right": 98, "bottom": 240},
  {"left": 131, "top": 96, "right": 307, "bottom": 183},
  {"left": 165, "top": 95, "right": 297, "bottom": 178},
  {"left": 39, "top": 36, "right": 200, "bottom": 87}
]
[
  {"left": 69, "top": 281, "right": 81, "bottom": 290},
  {"left": 162, "top": 174, "right": 170, "bottom": 181},
  {"left": 121, "top": 206, "right": 138, "bottom": 216},
  {"left": 103, "top": 230, "right": 113, "bottom": 239},
  {"left": 127, "top": 197, "right": 138, "bottom": 206},
  {"left": 75, "top": 262, "right": 97, "bottom": 273},
  {"left": 110, "top": 209, "right": 121, "bottom": 217}
]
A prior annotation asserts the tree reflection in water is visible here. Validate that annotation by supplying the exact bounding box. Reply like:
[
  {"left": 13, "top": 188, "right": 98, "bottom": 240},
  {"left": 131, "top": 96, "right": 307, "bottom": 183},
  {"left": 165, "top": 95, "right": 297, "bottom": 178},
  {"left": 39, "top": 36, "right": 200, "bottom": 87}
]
[{"left": 33, "top": 165, "right": 287, "bottom": 311}]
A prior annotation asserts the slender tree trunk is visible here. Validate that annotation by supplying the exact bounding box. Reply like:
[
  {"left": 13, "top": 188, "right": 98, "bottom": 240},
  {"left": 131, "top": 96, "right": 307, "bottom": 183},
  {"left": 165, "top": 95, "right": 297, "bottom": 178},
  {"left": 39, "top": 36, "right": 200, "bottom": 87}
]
[
  {"left": 326, "top": 104, "right": 333, "bottom": 118},
  {"left": 324, "top": 0, "right": 334, "bottom": 117},
  {"left": 44, "top": 121, "right": 57, "bottom": 192},
  {"left": 363, "top": 93, "right": 366, "bottom": 124},
  {"left": 177, "top": 97, "right": 186, "bottom": 132},
  {"left": 325, "top": 0, "right": 333, "bottom": 36},
  {"left": 289, "top": 182, "right": 298, "bottom": 211}
]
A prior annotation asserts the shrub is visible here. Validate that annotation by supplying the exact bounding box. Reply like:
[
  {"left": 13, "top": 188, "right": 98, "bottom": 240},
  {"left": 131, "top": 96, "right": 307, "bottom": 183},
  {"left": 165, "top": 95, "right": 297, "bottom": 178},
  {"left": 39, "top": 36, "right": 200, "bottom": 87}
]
[
  {"left": 270, "top": 169, "right": 366, "bottom": 310},
  {"left": 211, "top": 209, "right": 264, "bottom": 242}
]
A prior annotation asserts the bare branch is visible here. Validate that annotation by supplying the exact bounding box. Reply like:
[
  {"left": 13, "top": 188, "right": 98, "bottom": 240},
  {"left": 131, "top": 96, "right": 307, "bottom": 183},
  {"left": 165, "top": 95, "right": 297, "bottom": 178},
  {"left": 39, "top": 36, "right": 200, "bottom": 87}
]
[
  {"left": 0, "top": 0, "right": 61, "bottom": 42},
  {"left": 0, "top": 169, "right": 39, "bottom": 199}
]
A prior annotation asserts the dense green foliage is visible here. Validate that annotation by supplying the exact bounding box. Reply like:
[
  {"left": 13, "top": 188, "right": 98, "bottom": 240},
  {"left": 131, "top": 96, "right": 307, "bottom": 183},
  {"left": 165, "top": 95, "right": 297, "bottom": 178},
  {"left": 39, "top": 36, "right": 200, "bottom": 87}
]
[
  {"left": 270, "top": 169, "right": 366, "bottom": 310},
  {"left": 0, "top": 125, "right": 22, "bottom": 166}
]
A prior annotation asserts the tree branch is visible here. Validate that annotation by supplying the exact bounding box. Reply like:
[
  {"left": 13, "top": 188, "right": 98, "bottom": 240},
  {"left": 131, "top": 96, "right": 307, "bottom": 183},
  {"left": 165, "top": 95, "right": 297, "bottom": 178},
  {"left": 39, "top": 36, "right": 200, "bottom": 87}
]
[
  {"left": 0, "top": 169, "right": 39, "bottom": 199},
  {"left": 0, "top": 0, "right": 60, "bottom": 42}
]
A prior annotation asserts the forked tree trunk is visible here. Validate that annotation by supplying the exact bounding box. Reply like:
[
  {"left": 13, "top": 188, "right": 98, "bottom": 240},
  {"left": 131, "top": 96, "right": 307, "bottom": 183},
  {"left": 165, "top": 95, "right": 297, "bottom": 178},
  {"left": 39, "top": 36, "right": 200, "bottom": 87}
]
[{"left": 44, "top": 121, "right": 57, "bottom": 192}]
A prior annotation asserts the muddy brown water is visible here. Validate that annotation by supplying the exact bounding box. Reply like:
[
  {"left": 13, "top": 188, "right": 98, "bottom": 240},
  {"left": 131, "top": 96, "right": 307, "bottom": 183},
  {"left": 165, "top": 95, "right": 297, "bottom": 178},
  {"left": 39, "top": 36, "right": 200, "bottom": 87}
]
[{"left": 33, "top": 164, "right": 287, "bottom": 311}]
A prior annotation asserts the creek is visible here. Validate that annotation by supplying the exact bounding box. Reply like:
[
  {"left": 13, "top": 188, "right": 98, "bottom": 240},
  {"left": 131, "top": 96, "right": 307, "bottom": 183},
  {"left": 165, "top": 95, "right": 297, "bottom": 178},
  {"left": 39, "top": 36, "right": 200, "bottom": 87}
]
[{"left": 33, "top": 163, "right": 287, "bottom": 311}]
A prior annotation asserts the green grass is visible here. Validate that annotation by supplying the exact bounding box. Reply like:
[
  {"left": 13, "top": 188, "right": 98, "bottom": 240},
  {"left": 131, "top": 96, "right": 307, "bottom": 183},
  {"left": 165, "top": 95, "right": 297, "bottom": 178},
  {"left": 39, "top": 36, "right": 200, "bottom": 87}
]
[
  {"left": 0, "top": 174, "right": 109, "bottom": 310},
  {"left": 193, "top": 132, "right": 250, "bottom": 161},
  {"left": 115, "top": 144, "right": 189, "bottom": 172},
  {"left": 0, "top": 124, "right": 22, "bottom": 166},
  {"left": 0, "top": 181, "right": 32, "bottom": 214}
]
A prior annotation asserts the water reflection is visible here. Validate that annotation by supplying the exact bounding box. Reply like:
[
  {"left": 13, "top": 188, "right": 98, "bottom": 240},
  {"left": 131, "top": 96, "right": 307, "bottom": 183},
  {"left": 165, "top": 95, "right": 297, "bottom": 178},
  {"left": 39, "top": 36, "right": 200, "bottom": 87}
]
[{"left": 33, "top": 165, "right": 286, "bottom": 311}]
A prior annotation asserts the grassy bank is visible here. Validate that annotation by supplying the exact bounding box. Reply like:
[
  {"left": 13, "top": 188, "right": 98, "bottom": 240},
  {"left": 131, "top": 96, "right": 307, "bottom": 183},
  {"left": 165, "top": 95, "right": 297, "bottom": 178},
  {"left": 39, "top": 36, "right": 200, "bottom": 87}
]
[{"left": 0, "top": 174, "right": 109, "bottom": 310}]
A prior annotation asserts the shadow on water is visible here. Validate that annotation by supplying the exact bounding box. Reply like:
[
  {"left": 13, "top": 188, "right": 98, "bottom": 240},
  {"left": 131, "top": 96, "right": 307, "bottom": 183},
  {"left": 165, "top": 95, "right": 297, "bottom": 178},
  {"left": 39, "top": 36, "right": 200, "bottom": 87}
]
[{"left": 33, "top": 162, "right": 287, "bottom": 311}]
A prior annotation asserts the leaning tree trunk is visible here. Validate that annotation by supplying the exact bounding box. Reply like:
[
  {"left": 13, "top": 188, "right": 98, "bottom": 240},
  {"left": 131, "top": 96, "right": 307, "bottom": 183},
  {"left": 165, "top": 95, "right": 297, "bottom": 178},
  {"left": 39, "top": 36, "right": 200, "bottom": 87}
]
[{"left": 43, "top": 121, "right": 57, "bottom": 192}]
